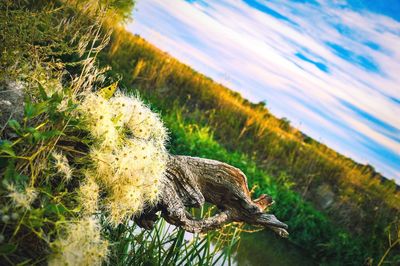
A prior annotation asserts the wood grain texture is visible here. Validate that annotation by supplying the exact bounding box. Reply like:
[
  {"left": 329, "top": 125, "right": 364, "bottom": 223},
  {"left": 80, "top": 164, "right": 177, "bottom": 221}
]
[{"left": 136, "top": 155, "right": 289, "bottom": 237}]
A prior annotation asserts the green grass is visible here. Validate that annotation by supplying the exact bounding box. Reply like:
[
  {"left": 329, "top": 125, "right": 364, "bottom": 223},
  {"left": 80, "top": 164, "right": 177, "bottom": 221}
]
[
  {"left": 1, "top": 1, "right": 399, "bottom": 265},
  {"left": 156, "top": 109, "right": 364, "bottom": 264},
  {"left": 100, "top": 27, "right": 400, "bottom": 264},
  {"left": 105, "top": 209, "right": 240, "bottom": 266},
  {"left": 0, "top": 2, "right": 241, "bottom": 265}
]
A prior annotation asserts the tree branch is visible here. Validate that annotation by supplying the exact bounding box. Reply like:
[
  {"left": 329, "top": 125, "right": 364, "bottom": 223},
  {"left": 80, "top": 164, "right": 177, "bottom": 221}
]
[{"left": 136, "top": 155, "right": 289, "bottom": 237}]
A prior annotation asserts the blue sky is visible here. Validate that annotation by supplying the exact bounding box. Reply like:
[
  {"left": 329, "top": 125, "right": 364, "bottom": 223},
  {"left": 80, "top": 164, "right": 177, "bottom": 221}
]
[{"left": 128, "top": 0, "right": 400, "bottom": 182}]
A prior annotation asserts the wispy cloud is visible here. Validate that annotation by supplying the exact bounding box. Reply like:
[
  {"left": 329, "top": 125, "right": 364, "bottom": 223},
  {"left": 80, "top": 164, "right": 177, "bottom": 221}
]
[{"left": 128, "top": 0, "right": 400, "bottom": 181}]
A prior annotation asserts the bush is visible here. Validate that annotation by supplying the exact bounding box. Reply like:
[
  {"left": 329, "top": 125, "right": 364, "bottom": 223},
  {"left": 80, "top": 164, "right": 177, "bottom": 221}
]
[{"left": 0, "top": 2, "right": 239, "bottom": 265}]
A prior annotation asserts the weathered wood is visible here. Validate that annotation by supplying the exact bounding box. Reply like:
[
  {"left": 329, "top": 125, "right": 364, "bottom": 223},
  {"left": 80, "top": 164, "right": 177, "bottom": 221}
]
[
  {"left": 136, "top": 155, "right": 289, "bottom": 237},
  {"left": 0, "top": 82, "right": 288, "bottom": 237}
]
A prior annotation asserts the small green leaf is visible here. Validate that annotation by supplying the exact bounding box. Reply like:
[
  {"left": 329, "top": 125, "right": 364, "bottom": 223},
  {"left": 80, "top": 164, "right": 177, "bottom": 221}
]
[
  {"left": 25, "top": 127, "right": 37, "bottom": 133},
  {"left": 50, "top": 91, "right": 63, "bottom": 104},
  {"left": 24, "top": 100, "right": 48, "bottom": 119},
  {"left": 37, "top": 82, "right": 48, "bottom": 100},
  {"left": 28, "top": 209, "right": 44, "bottom": 228},
  {"left": 24, "top": 101, "right": 35, "bottom": 118},
  {"left": 0, "top": 244, "right": 17, "bottom": 255},
  {"left": 33, "top": 131, "right": 41, "bottom": 143},
  {"left": 2, "top": 159, "right": 28, "bottom": 189},
  {"left": 7, "top": 119, "right": 22, "bottom": 134},
  {"left": 45, "top": 204, "right": 68, "bottom": 216},
  {"left": 40, "top": 130, "right": 64, "bottom": 140},
  {"left": 0, "top": 140, "right": 15, "bottom": 157}
]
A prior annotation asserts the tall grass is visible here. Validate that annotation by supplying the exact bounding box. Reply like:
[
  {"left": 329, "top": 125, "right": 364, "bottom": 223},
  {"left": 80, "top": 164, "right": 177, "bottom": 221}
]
[
  {"left": 106, "top": 208, "right": 240, "bottom": 266},
  {"left": 1, "top": 1, "right": 399, "bottom": 265},
  {"left": 160, "top": 109, "right": 355, "bottom": 264},
  {"left": 99, "top": 29, "right": 400, "bottom": 264},
  {"left": 0, "top": 1, "right": 240, "bottom": 265}
]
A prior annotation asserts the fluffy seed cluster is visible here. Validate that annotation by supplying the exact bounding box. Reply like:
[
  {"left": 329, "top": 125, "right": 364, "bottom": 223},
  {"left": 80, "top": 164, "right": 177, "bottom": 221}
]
[
  {"left": 78, "top": 91, "right": 168, "bottom": 225},
  {"left": 49, "top": 89, "right": 168, "bottom": 265},
  {"left": 52, "top": 151, "right": 73, "bottom": 182},
  {"left": 79, "top": 173, "right": 100, "bottom": 215},
  {"left": 49, "top": 217, "right": 109, "bottom": 266},
  {"left": 7, "top": 184, "right": 37, "bottom": 209}
]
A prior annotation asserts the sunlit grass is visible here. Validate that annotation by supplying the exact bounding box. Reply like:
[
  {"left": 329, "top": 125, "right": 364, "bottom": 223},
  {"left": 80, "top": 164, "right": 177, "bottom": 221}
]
[
  {"left": 0, "top": 2, "right": 242, "bottom": 265},
  {"left": 106, "top": 208, "right": 241, "bottom": 266},
  {"left": 1, "top": 0, "right": 399, "bottom": 265}
]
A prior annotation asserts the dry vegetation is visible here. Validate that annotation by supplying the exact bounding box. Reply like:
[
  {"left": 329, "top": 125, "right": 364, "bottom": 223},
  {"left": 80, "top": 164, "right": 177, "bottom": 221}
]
[
  {"left": 100, "top": 26, "right": 400, "bottom": 264},
  {"left": 0, "top": 1, "right": 239, "bottom": 265},
  {"left": 1, "top": 0, "right": 399, "bottom": 265}
]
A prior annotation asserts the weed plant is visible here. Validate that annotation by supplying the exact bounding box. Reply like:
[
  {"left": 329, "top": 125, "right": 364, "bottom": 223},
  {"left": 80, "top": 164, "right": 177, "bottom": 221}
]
[
  {"left": 0, "top": 1, "right": 239, "bottom": 265},
  {"left": 100, "top": 28, "right": 400, "bottom": 265}
]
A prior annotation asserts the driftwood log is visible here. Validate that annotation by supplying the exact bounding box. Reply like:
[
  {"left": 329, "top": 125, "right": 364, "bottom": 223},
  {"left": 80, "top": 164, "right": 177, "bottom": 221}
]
[
  {"left": 0, "top": 82, "right": 288, "bottom": 237},
  {"left": 136, "top": 155, "right": 289, "bottom": 237}
]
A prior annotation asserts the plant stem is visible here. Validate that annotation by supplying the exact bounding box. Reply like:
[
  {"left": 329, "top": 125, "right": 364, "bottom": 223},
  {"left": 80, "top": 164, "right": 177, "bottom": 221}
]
[{"left": 377, "top": 238, "right": 400, "bottom": 266}]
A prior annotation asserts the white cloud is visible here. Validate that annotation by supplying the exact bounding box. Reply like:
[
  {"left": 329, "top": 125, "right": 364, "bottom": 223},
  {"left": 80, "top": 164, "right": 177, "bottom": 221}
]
[{"left": 129, "top": 0, "right": 400, "bottom": 181}]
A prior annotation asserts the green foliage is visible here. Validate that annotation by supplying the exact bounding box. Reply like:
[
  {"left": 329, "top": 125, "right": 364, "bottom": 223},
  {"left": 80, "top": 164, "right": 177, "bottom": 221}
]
[
  {"left": 0, "top": 1, "right": 240, "bottom": 265},
  {"left": 1, "top": 0, "right": 399, "bottom": 265},
  {"left": 0, "top": 73, "right": 81, "bottom": 263},
  {"left": 68, "top": 0, "right": 136, "bottom": 24},
  {"left": 161, "top": 110, "right": 359, "bottom": 264},
  {"left": 107, "top": 0, "right": 136, "bottom": 22},
  {"left": 105, "top": 210, "right": 240, "bottom": 266},
  {"left": 101, "top": 29, "right": 400, "bottom": 265}
]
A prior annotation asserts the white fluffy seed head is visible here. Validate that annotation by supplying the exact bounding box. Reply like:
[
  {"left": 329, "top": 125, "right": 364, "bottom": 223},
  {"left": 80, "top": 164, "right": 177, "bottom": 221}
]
[
  {"left": 49, "top": 217, "right": 109, "bottom": 266},
  {"left": 110, "top": 93, "right": 168, "bottom": 144},
  {"left": 78, "top": 92, "right": 120, "bottom": 149},
  {"left": 79, "top": 173, "right": 100, "bottom": 215},
  {"left": 52, "top": 152, "right": 73, "bottom": 182},
  {"left": 7, "top": 184, "right": 37, "bottom": 209},
  {"left": 78, "top": 91, "right": 168, "bottom": 226},
  {"left": 127, "top": 107, "right": 167, "bottom": 144},
  {"left": 109, "top": 94, "right": 138, "bottom": 127},
  {"left": 106, "top": 183, "right": 144, "bottom": 225},
  {"left": 89, "top": 147, "right": 118, "bottom": 186}
]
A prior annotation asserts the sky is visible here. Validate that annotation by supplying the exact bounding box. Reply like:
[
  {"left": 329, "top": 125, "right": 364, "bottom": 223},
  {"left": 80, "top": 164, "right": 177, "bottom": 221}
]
[{"left": 127, "top": 0, "right": 400, "bottom": 182}]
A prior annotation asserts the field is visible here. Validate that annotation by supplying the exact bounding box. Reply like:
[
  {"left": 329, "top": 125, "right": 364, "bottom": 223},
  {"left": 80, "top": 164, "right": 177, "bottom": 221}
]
[
  {"left": 100, "top": 26, "right": 400, "bottom": 264},
  {"left": 0, "top": 1, "right": 399, "bottom": 265}
]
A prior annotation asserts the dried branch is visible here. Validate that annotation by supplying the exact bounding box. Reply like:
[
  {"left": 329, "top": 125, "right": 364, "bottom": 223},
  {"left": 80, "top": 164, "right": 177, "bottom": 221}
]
[{"left": 136, "top": 155, "right": 289, "bottom": 237}]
